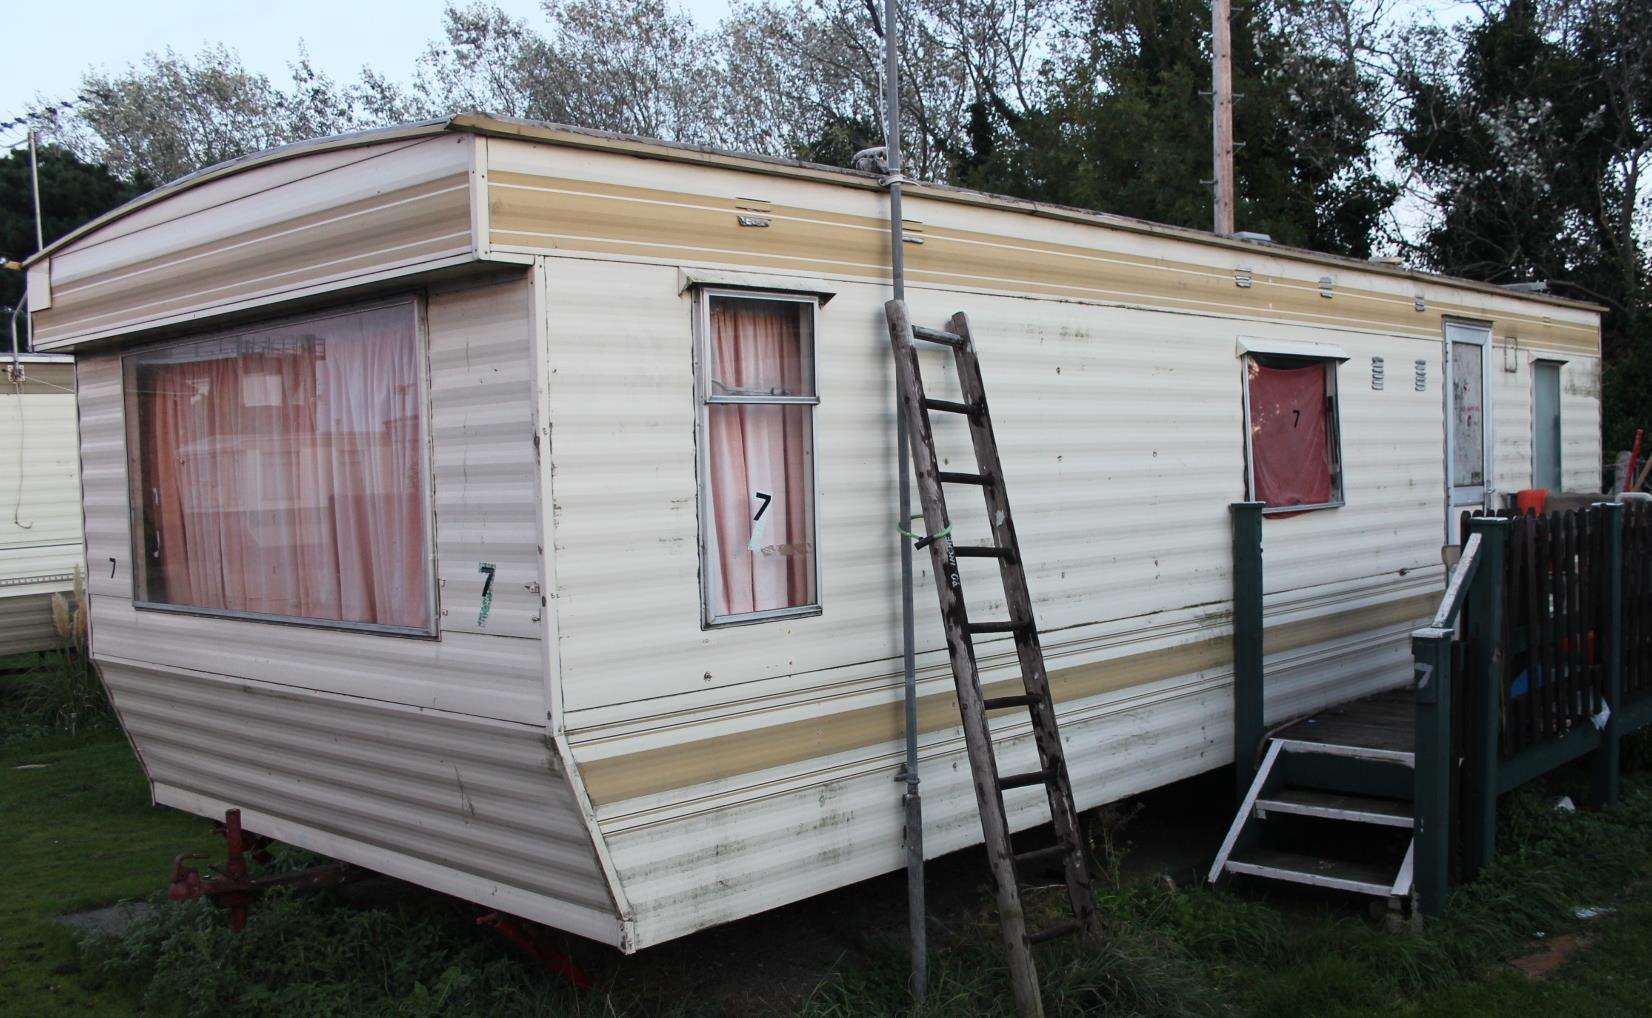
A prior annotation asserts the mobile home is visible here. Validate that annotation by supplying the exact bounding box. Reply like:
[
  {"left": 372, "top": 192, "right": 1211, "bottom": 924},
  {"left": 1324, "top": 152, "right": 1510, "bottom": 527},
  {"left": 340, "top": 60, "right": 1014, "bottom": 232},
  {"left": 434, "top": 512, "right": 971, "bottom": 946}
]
[
  {"left": 1, "top": 353, "right": 82, "bottom": 656},
  {"left": 23, "top": 114, "right": 1600, "bottom": 950}
]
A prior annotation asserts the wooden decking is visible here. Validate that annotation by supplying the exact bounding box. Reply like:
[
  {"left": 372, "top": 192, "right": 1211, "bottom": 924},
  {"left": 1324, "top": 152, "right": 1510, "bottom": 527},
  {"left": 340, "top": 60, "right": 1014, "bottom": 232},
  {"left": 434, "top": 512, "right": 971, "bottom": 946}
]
[{"left": 1274, "top": 689, "right": 1415, "bottom": 759}]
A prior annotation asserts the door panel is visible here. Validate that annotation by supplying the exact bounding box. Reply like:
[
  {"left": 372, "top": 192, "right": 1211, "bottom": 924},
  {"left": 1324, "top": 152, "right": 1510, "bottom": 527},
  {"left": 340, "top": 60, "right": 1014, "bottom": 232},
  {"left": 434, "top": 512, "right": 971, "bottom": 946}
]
[{"left": 1444, "top": 321, "right": 1492, "bottom": 542}]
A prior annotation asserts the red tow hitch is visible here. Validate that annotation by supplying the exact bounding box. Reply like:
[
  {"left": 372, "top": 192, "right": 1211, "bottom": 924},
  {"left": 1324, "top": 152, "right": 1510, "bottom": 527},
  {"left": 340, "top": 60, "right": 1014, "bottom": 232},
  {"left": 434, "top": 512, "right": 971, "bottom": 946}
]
[
  {"left": 167, "top": 808, "right": 356, "bottom": 932},
  {"left": 476, "top": 911, "right": 593, "bottom": 990}
]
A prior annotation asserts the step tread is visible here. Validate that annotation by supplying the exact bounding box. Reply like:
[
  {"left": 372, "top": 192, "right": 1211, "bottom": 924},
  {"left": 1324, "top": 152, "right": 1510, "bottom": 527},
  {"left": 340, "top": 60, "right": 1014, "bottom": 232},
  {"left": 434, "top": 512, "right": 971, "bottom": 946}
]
[
  {"left": 1226, "top": 848, "right": 1398, "bottom": 895},
  {"left": 1256, "top": 788, "right": 1413, "bottom": 826}
]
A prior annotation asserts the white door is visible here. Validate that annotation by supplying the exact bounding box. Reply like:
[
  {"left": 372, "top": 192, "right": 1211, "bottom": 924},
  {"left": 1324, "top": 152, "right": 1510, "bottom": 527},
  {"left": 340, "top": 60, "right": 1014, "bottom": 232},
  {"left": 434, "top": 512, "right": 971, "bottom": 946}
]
[{"left": 1444, "top": 321, "right": 1492, "bottom": 541}]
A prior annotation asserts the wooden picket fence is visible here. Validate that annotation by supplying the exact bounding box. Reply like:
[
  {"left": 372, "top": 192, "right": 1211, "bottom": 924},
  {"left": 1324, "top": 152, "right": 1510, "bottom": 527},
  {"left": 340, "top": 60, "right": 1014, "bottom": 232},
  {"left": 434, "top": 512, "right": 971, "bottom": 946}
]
[
  {"left": 1626, "top": 503, "right": 1652, "bottom": 705},
  {"left": 1411, "top": 502, "right": 1652, "bottom": 913},
  {"left": 1459, "top": 503, "right": 1652, "bottom": 758}
]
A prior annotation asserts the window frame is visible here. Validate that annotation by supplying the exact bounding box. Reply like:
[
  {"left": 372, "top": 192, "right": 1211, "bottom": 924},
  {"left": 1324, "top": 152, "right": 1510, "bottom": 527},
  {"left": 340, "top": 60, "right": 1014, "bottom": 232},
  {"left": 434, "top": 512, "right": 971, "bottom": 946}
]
[
  {"left": 121, "top": 294, "right": 439, "bottom": 638},
  {"left": 692, "top": 286, "right": 823, "bottom": 628},
  {"left": 1240, "top": 352, "right": 1347, "bottom": 515}
]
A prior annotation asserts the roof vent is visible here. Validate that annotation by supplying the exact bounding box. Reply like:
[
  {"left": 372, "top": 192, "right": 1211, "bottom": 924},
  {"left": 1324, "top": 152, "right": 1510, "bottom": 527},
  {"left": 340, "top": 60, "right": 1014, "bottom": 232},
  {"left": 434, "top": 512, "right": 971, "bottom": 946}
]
[{"left": 1232, "top": 231, "right": 1272, "bottom": 243}]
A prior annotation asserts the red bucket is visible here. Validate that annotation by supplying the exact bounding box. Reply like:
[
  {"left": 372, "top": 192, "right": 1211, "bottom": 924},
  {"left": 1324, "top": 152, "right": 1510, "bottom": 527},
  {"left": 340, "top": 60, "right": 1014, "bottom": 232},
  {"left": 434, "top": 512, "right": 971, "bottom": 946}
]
[{"left": 1514, "top": 488, "right": 1549, "bottom": 515}]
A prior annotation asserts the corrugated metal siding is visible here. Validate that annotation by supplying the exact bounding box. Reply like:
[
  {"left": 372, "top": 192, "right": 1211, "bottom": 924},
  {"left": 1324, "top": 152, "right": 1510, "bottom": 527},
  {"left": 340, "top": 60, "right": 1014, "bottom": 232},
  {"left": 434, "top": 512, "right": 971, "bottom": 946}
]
[
  {"left": 75, "top": 285, "right": 549, "bottom": 723},
  {"left": 544, "top": 258, "right": 1442, "bottom": 723},
  {"left": 485, "top": 139, "right": 1601, "bottom": 356},
  {"left": 74, "top": 276, "right": 620, "bottom": 943},
  {"left": 105, "top": 659, "right": 619, "bottom": 943},
  {"left": 607, "top": 601, "right": 1424, "bottom": 948},
  {"left": 538, "top": 256, "right": 1447, "bottom": 945},
  {"left": 1, "top": 385, "right": 83, "bottom": 585},
  {"left": 0, "top": 591, "right": 61, "bottom": 655},
  {"left": 1561, "top": 358, "right": 1604, "bottom": 492},
  {"left": 32, "top": 136, "right": 477, "bottom": 349},
  {"left": 428, "top": 276, "right": 547, "bottom": 641},
  {"left": 1492, "top": 349, "right": 1535, "bottom": 493}
]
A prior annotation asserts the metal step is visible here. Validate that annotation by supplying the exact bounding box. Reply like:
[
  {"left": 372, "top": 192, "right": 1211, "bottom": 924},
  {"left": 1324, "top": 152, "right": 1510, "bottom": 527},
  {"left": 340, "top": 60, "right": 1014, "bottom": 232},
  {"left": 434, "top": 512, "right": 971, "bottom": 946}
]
[
  {"left": 1225, "top": 849, "right": 1399, "bottom": 897},
  {"left": 1254, "top": 788, "right": 1413, "bottom": 828}
]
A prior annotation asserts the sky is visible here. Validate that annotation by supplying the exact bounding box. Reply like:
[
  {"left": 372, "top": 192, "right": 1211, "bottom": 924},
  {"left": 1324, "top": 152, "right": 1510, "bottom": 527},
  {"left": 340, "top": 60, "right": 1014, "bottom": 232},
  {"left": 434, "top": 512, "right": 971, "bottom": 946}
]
[{"left": 0, "top": 0, "right": 734, "bottom": 127}]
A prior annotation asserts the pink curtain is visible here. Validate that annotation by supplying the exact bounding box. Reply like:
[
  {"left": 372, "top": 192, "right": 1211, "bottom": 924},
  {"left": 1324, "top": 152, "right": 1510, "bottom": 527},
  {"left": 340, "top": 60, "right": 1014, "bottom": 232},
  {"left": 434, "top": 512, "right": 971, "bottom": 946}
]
[
  {"left": 1248, "top": 359, "right": 1333, "bottom": 509},
  {"left": 133, "top": 304, "right": 428, "bottom": 629},
  {"left": 706, "top": 299, "right": 816, "bottom": 617}
]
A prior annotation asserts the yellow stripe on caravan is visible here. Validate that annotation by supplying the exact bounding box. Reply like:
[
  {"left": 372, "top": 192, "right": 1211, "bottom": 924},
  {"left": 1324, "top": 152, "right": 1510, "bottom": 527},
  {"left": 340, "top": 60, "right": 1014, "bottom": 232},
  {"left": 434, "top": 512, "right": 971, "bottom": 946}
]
[
  {"left": 576, "top": 592, "right": 1439, "bottom": 806},
  {"left": 487, "top": 171, "right": 1598, "bottom": 356}
]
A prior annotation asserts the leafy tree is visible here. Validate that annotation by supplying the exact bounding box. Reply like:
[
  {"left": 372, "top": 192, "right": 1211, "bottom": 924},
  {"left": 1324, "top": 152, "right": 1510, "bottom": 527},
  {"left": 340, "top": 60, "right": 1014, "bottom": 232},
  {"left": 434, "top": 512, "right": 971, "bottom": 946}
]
[
  {"left": 0, "top": 144, "right": 144, "bottom": 316},
  {"left": 948, "top": 0, "right": 1397, "bottom": 257},
  {"left": 1397, "top": 0, "right": 1651, "bottom": 451}
]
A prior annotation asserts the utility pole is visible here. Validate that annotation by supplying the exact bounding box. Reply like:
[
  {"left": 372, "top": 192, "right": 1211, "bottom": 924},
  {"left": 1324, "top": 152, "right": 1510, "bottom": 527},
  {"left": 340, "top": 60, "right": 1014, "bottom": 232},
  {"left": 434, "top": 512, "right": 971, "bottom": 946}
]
[
  {"left": 1211, "top": 0, "right": 1235, "bottom": 236},
  {"left": 28, "top": 128, "right": 45, "bottom": 251}
]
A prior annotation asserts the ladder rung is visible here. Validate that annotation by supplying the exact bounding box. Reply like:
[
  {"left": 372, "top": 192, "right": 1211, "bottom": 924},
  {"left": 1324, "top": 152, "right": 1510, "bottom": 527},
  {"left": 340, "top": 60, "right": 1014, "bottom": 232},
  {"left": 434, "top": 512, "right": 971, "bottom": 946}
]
[
  {"left": 922, "top": 397, "right": 977, "bottom": 416},
  {"left": 952, "top": 545, "right": 1012, "bottom": 560},
  {"left": 967, "top": 620, "right": 1029, "bottom": 635},
  {"left": 998, "top": 768, "right": 1053, "bottom": 790},
  {"left": 912, "top": 325, "right": 965, "bottom": 348},
  {"left": 1013, "top": 843, "right": 1071, "bottom": 867},
  {"left": 937, "top": 471, "right": 990, "bottom": 486},
  {"left": 983, "top": 694, "right": 1040, "bottom": 711},
  {"left": 1026, "top": 920, "right": 1082, "bottom": 945}
]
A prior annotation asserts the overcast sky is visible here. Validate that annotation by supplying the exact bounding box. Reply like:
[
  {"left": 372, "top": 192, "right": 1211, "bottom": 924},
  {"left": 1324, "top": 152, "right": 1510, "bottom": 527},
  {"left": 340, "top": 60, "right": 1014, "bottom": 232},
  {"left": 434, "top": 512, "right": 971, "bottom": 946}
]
[{"left": 1, "top": 0, "right": 734, "bottom": 127}]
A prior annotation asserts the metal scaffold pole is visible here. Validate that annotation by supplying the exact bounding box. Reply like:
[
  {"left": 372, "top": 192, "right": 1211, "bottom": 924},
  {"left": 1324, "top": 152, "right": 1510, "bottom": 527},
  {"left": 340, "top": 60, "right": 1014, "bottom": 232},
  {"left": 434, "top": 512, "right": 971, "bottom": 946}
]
[{"left": 879, "top": 0, "right": 925, "bottom": 1004}]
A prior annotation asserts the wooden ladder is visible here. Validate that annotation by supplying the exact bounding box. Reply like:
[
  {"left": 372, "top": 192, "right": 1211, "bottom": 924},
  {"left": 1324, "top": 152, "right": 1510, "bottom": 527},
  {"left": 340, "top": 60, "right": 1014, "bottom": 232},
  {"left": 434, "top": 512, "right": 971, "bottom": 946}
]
[{"left": 885, "top": 301, "right": 1099, "bottom": 1018}]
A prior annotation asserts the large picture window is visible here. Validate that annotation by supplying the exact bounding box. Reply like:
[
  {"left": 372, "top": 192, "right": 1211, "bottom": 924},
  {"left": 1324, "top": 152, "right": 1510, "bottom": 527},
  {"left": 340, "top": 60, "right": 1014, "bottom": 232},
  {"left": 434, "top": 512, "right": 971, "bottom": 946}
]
[
  {"left": 698, "top": 291, "right": 819, "bottom": 625},
  {"left": 1243, "top": 353, "right": 1345, "bottom": 513},
  {"left": 125, "top": 299, "right": 433, "bottom": 634}
]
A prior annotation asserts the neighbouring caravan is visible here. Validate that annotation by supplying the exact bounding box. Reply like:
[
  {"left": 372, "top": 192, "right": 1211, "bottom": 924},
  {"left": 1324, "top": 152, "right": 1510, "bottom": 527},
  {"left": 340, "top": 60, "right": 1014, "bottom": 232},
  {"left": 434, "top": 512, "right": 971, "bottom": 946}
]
[
  {"left": 1, "top": 353, "right": 82, "bottom": 656},
  {"left": 23, "top": 115, "right": 1602, "bottom": 950}
]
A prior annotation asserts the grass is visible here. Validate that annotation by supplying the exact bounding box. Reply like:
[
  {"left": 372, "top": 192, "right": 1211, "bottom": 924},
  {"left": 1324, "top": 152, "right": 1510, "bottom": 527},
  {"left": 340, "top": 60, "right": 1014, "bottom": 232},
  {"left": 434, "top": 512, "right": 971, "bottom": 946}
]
[
  {"left": 4, "top": 656, "right": 1652, "bottom": 1016},
  {"left": 0, "top": 727, "right": 220, "bottom": 1015}
]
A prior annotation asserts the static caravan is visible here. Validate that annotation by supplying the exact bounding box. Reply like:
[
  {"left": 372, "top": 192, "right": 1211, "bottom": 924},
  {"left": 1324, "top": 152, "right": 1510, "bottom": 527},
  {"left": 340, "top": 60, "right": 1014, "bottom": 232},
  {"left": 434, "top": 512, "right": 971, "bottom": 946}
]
[
  {"left": 23, "top": 114, "right": 1601, "bottom": 950},
  {"left": 1, "top": 353, "right": 82, "bottom": 655}
]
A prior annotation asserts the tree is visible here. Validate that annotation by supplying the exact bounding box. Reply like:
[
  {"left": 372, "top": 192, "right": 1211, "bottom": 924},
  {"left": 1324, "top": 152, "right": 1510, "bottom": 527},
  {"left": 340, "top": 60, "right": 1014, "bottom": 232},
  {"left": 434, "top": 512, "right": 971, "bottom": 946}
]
[
  {"left": 947, "top": 0, "right": 1398, "bottom": 257},
  {"left": 0, "top": 144, "right": 144, "bottom": 315},
  {"left": 41, "top": 45, "right": 412, "bottom": 186},
  {"left": 1397, "top": 0, "right": 1651, "bottom": 451}
]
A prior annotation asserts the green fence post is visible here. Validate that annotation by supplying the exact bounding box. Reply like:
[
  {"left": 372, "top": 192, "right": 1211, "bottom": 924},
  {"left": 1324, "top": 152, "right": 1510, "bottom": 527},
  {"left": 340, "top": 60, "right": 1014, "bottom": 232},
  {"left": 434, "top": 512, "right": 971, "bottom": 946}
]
[
  {"left": 1231, "top": 502, "right": 1266, "bottom": 804},
  {"left": 1463, "top": 515, "right": 1507, "bottom": 880},
  {"left": 1591, "top": 502, "right": 1624, "bottom": 807},
  {"left": 1414, "top": 624, "right": 1453, "bottom": 918},
  {"left": 1413, "top": 627, "right": 1454, "bottom": 917}
]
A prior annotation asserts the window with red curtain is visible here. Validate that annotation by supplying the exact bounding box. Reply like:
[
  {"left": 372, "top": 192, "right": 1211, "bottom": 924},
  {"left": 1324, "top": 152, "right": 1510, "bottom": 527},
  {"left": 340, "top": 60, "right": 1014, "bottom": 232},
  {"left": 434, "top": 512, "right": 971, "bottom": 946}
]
[
  {"left": 1245, "top": 355, "right": 1342, "bottom": 511},
  {"left": 124, "top": 300, "right": 432, "bottom": 632},
  {"left": 700, "top": 292, "right": 818, "bottom": 623}
]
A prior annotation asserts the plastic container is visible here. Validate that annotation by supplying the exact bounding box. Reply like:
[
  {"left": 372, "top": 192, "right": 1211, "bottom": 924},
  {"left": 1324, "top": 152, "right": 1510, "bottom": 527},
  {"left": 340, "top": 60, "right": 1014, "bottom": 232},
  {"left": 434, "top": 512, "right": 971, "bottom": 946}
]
[{"left": 1514, "top": 488, "right": 1549, "bottom": 516}]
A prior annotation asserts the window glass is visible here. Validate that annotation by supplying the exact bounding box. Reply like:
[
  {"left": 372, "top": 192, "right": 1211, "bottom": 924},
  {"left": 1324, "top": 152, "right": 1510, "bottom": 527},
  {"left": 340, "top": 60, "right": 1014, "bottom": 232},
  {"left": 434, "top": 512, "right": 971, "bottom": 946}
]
[
  {"left": 126, "top": 301, "right": 431, "bottom": 632},
  {"left": 1533, "top": 361, "right": 1563, "bottom": 490},
  {"left": 1452, "top": 340, "right": 1486, "bottom": 487},
  {"left": 708, "top": 297, "right": 815, "bottom": 398},
  {"left": 702, "top": 294, "right": 818, "bottom": 622},
  {"left": 1246, "top": 356, "right": 1341, "bottom": 510}
]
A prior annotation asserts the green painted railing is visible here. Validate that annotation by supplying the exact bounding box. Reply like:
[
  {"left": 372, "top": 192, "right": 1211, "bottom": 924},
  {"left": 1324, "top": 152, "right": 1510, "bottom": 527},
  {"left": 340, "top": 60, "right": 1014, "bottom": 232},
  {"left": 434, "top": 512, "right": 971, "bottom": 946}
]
[{"left": 1231, "top": 502, "right": 1266, "bottom": 804}]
